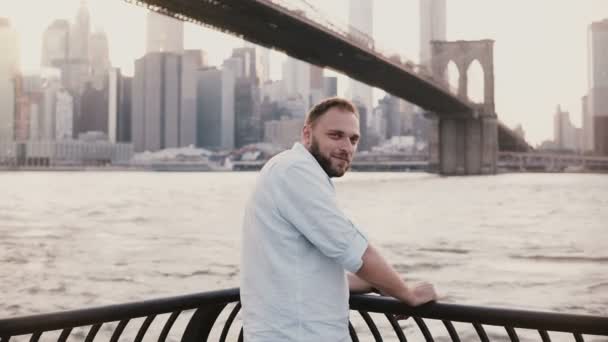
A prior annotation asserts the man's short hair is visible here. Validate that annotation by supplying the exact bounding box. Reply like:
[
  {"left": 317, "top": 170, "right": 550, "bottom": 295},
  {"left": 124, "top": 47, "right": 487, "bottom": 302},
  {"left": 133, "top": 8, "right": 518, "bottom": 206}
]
[{"left": 305, "top": 97, "right": 359, "bottom": 126}]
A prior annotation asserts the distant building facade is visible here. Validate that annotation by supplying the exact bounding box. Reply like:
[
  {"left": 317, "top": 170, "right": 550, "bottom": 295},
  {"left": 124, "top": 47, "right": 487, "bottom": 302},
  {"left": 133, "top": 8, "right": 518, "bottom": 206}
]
[
  {"left": 347, "top": 0, "right": 374, "bottom": 114},
  {"left": 264, "top": 117, "right": 302, "bottom": 149},
  {"left": 132, "top": 52, "right": 182, "bottom": 152},
  {"left": 0, "top": 18, "right": 18, "bottom": 141},
  {"left": 588, "top": 19, "right": 608, "bottom": 155},
  {"left": 196, "top": 67, "right": 235, "bottom": 150},
  {"left": 420, "top": 0, "right": 446, "bottom": 67},
  {"left": 554, "top": 105, "right": 581, "bottom": 151}
]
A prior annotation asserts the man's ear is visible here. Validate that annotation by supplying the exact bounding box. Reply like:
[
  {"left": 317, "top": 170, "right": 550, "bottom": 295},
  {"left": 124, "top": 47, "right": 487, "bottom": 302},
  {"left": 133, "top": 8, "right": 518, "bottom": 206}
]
[{"left": 302, "top": 124, "right": 312, "bottom": 147}]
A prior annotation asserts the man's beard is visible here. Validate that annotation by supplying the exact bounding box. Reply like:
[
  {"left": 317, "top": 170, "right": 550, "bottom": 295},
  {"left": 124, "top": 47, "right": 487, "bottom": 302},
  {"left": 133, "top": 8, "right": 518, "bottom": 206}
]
[{"left": 309, "top": 137, "right": 349, "bottom": 178}]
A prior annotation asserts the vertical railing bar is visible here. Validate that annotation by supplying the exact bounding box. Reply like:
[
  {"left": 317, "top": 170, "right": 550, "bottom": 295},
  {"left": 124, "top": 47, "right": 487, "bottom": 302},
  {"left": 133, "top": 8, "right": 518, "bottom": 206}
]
[
  {"left": 505, "top": 326, "right": 520, "bottom": 342},
  {"left": 538, "top": 330, "right": 551, "bottom": 342},
  {"left": 384, "top": 314, "right": 408, "bottom": 342},
  {"left": 413, "top": 317, "right": 435, "bottom": 342},
  {"left": 109, "top": 319, "right": 129, "bottom": 342},
  {"left": 441, "top": 320, "right": 461, "bottom": 342},
  {"left": 158, "top": 311, "right": 181, "bottom": 342},
  {"left": 134, "top": 315, "right": 156, "bottom": 342},
  {"left": 29, "top": 332, "right": 42, "bottom": 342},
  {"left": 349, "top": 321, "right": 360, "bottom": 342},
  {"left": 472, "top": 323, "right": 490, "bottom": 342},
  {"left": 180, "top": 305, "right": 226, "bottom": 342},
  {"left": 219, "top": 303, "right": 241, "bottom": 342},
  {"left": 358, "top": 311, "right": 383, "bottom": 342},
  {"left": 573, "top": 333, "right": 585, "bottom": 342},
  {"left": 57, "top": 327, "right": 72, "bottom": 342},
  {"left": 84, "top": 324, "right": 102, "bottom": 342}
]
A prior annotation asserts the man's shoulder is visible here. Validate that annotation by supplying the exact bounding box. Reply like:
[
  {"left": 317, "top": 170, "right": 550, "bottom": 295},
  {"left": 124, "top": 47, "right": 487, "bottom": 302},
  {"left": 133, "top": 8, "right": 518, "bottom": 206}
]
[{"left": 262, "top": 147, "right": 314, "bottom": 177}]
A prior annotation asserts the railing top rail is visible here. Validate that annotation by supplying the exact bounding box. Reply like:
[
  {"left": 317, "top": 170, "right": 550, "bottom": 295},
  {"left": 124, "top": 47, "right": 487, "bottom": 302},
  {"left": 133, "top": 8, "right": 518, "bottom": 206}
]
[
  {"left": 2, "top": 288, "right": 607, "bottom": 337},
  {"left": 0, "top": 288, "right": 240, "bottom": 337},
  {"left": 350, "top": 294, "right": 608, "bottom": 336}
]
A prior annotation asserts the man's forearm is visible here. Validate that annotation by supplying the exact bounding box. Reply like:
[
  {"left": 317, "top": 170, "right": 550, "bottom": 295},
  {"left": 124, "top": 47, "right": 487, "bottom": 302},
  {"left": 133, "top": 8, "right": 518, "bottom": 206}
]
[
  {"left": 355, "top": 244, "right": 413, "bottom": 304},
  {"left": 347, "top": 273, "right": 373, "bottom": 293}
]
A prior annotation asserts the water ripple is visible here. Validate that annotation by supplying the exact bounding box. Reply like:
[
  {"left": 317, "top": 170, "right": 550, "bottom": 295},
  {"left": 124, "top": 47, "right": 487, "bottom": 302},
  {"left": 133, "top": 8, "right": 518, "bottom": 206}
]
[{"left": 510, "top": 254, "right": 608, "bottom": 263}]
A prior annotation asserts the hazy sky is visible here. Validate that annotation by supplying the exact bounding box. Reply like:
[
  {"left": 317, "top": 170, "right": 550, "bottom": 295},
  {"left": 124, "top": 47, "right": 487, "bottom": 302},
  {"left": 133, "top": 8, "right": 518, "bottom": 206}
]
[{"left": 2, "top": 0, "right": 607, "bottom": 144}]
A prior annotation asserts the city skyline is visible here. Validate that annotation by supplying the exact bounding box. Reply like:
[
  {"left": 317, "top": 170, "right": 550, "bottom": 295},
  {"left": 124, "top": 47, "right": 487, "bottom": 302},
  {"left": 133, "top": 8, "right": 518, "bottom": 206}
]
[{"left": 2, "top": 0, "right": 608, "bottom": 145}]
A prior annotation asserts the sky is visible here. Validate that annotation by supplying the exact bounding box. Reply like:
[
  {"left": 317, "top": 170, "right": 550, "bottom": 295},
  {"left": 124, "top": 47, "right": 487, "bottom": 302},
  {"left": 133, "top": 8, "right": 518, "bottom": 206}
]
[{"left": 2, "top": 0, "right": 607, "bottom": 145}]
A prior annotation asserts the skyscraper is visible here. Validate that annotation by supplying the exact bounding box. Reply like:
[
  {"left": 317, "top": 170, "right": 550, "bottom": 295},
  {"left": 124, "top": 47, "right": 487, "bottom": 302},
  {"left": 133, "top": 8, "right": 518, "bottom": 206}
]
[
  {"left": 378, "top": 95, "right": 405, "bottom": 139},
  {"left": 146, "top": 11, "right": 184, "bottom": 54},
  {"left": 181, "top": 50, "right": 207, "bottom": 147},
  {"left": 554, "top": 105, "right": 579, "bottom": 151},
  {"left": 70, "top": 1, "right": 90, "bottom": 61},
  {"left": 587, "top": 19, "right": 608, "bottom": 155},
  {"left": 16, "top": 72, "right": 63, "bottom": 142},
  {"left": 89, "top": 30, "right": 110, "bottom": 87},
  {"left": 582, "top": 95, "right": 593, "bottom": 151},
  {"left": 310, "top": 65, "right": 324, "bottom": 105},
  {"left": 259, "top": 47, "right": 271, "bottom": 84},
  {"left": 108, "top": 68, "right": 132, "bottom": 143},
  {"left": 224, "top": 48, "right": 263, "bottom": 148},
  {"left": 323, "top": 77, "right": 338, "bottom": 98},
  {"left": 41, "top": 19, "right": 70, "bottom": 68},
  {"left": 232, "top": 47, "right": 261, "bottom": 81},
  {"left": 0, "top": 18, "right": 18, "bottom": 142},
  {"left": 40, "top": 71, "right": 62, "bottom": 140},
  {"left": 420, "top": 0, "right": 446, "bottom": 67},
  {"left": 347, "top": 0, "right": 374, "bottom": 115},
  {"left": 79, "top": 81, "right": 108, "bottom": 135},
  {"left": 55, "top": 88, "right": 74, "bottom": 140},
  {"left": 132, "top": 52, "right": 182, "bottom": 152},
  {"left": 244, "top": 42, "right": 271, "bottom": 84},
  {"left": 261, "top": 80, "right": 287, "bottom": 104},
  {"left": 196, "top": 67, "right": 235, "bottom": 150},
  {"left": 281, "top": 57, "right": 324, "bottom": 113},
  {"left": 234, "top": 79, "right": 262, "bottom": 148},
  {"left": 352, "top": 100, "right": 369, "bottom": 151},
  {"left": 282, "top": 57, "right": 310, "bottom": 114}
]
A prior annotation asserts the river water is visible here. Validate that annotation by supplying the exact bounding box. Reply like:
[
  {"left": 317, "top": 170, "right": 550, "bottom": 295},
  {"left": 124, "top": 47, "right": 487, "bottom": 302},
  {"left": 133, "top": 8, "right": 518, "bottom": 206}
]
[{"left": 1, "top": 172, "right": 607, "bottom": 340}]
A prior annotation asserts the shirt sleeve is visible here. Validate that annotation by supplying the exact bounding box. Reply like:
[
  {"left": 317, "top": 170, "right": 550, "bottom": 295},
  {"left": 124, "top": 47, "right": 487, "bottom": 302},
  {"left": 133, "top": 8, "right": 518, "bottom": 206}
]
[{"left": 273, "top": 162, "right": 369, "bottom": 273}]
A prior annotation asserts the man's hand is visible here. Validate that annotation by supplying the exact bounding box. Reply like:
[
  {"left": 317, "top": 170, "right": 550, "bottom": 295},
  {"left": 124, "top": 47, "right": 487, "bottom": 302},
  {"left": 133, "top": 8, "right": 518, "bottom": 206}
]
[
  {"left": 355, "top": 244, "right": 439, "bottom": 309},
  {"left": 403, "top": 282, "right": 437, "bottom": 306}
]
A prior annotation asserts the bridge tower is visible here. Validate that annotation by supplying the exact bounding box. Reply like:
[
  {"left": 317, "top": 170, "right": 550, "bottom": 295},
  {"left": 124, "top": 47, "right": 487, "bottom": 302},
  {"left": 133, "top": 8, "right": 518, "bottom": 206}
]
[{"left": 428, "top": 40, "right": 498, "bottom": 175}]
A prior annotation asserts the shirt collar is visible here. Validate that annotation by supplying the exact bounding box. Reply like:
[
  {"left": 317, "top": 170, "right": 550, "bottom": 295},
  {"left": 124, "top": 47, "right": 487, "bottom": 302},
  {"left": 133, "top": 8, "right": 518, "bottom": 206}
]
[{"left": 291, "top": 142, "right": 333, "bottom": 186}]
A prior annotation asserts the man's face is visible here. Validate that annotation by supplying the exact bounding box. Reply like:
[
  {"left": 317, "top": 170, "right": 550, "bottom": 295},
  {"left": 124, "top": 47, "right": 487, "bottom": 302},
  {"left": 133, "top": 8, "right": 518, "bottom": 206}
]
[{"left": 304, "top": 107, "right": 360, "bottom": 178}]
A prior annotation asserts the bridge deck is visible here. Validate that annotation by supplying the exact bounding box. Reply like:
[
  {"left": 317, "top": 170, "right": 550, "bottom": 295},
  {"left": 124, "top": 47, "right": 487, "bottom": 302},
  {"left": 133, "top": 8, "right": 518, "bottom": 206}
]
[
  {"left": 132, "top": 0, "right": 530, "bottom": 151},
  {"left": 136, "top": 0, "right": 472, "bottom": 114}
]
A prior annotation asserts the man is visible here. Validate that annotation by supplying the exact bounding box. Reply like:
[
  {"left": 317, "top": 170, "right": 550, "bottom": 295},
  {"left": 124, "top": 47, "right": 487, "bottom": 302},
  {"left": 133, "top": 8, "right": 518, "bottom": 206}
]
[{"left": 240, "top": 97, "right": 437, "bottom": 341}]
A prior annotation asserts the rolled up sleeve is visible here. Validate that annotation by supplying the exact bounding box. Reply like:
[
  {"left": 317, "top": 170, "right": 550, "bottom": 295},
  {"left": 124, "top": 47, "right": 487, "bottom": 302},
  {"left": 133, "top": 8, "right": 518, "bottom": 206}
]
[{"left": 273, "top": 163, "right": 369, "bottom": 273}]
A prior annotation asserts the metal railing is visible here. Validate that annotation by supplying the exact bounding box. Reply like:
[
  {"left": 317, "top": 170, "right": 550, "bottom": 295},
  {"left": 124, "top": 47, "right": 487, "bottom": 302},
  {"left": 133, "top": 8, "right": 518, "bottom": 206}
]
[{"left": 1, "top": 288, "right": 607, "bottom": 341}]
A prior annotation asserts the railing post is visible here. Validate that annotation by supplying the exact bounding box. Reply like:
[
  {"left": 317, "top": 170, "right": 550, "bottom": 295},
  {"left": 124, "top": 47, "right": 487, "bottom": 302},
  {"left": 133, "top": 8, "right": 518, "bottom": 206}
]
[{"left": 181, "top": 304, "right": 226, "bottom": 342}]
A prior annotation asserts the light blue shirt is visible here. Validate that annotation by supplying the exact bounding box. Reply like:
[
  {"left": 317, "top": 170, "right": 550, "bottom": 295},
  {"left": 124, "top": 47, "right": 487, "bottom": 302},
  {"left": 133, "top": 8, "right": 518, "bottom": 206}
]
[{"left": 240, "top": 142, "right": 369, "bottom": 342}]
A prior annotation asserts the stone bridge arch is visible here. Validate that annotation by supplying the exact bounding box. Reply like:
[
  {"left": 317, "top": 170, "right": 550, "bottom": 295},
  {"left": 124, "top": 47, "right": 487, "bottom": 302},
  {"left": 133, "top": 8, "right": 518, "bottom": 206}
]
[{"left": 431, "top": 40, "right": 495, "bottom": 114}]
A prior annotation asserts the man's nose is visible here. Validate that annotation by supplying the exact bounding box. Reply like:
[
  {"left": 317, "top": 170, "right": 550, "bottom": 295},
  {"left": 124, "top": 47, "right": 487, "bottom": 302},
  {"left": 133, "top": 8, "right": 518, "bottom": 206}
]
[{"left": 340, "top": 138, "right": 355, "bottom": 155}]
